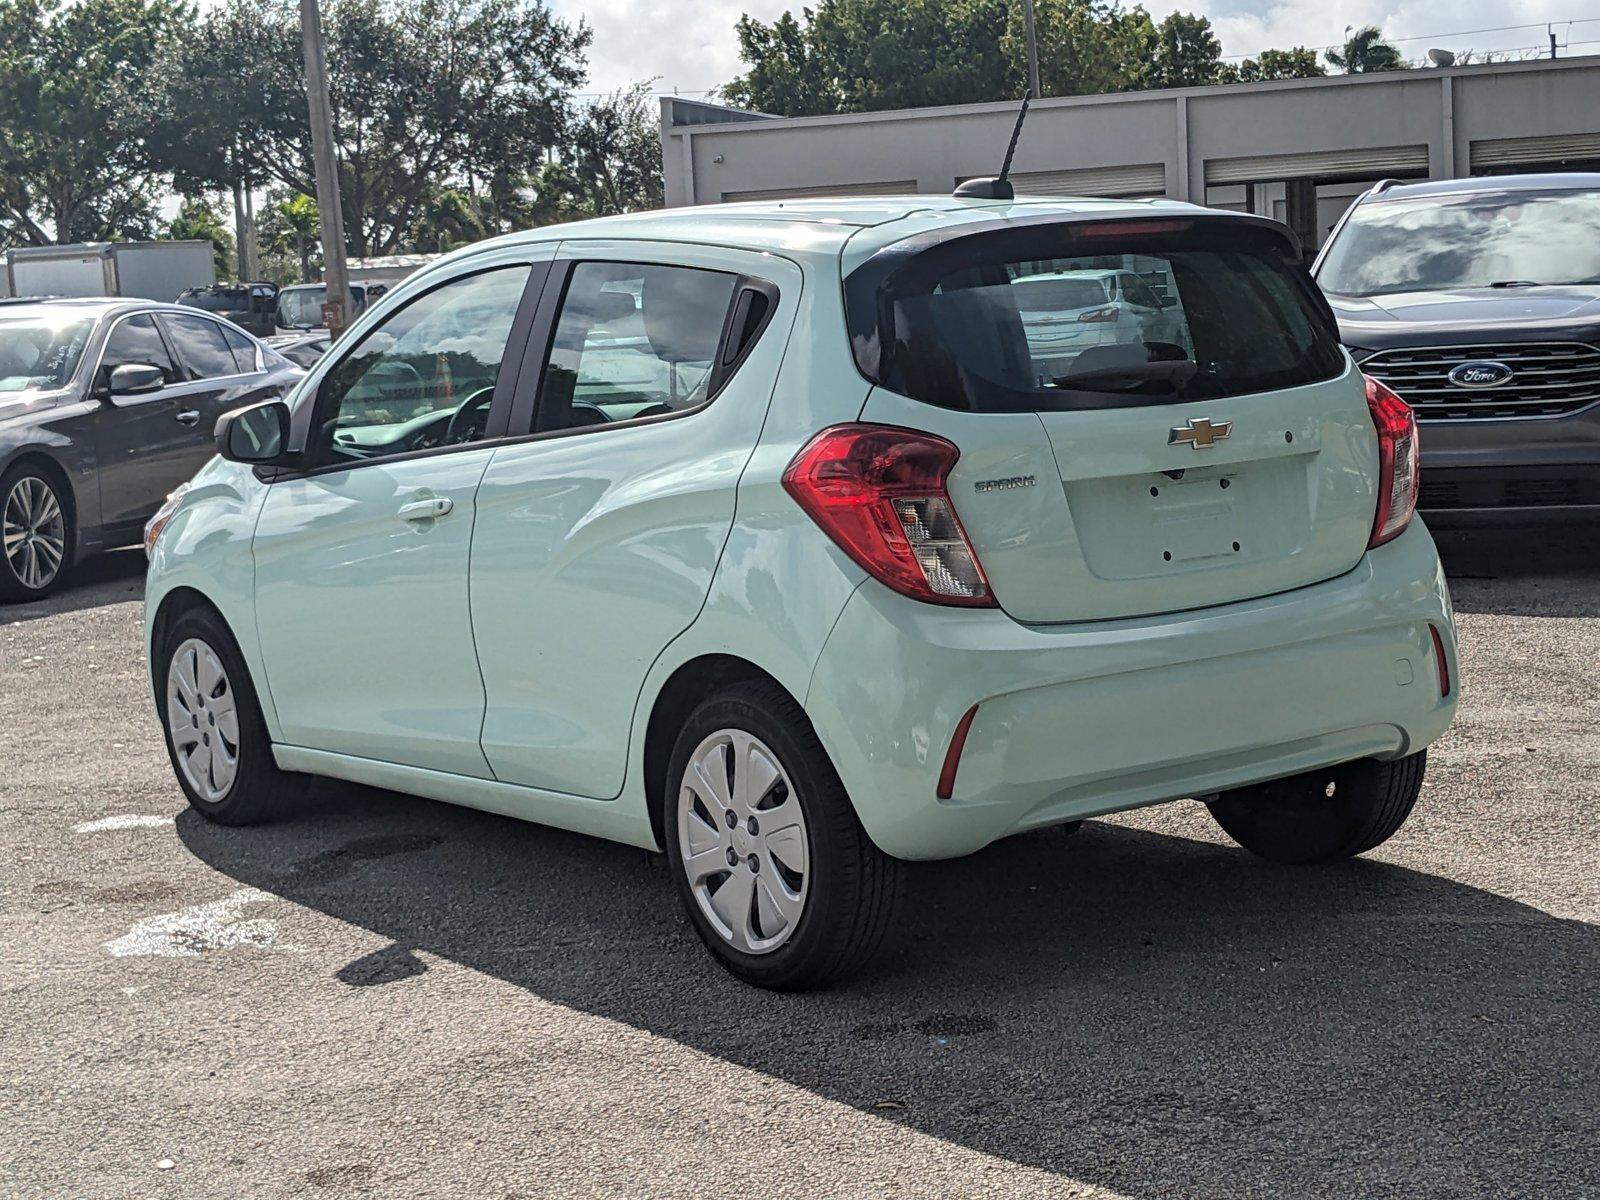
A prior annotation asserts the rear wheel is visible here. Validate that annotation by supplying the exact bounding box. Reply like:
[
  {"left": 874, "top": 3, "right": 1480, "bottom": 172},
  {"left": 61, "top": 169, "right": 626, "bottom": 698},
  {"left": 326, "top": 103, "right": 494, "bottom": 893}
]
[
  {"left": 159, "top": 605, "right": 299, "bottom": 825},
  {"left": 1206, "top": 751, "right": 1427, "bottom": 864},
  {"left": 664, "top": 680, "right": 902, "bottom": 990},
  {"left": 0, "top": 465, "right": 71, "bottom": 602}
]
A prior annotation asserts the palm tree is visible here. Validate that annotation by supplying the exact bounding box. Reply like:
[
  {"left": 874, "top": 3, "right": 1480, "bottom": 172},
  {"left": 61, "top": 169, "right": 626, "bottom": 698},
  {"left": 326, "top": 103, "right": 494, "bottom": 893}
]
[
  {"left": 265, "top": 194, "right": 320, "bottom": 280},
  {"left": 1326, "top": 26, "right": 1408, "bottom": 73}
]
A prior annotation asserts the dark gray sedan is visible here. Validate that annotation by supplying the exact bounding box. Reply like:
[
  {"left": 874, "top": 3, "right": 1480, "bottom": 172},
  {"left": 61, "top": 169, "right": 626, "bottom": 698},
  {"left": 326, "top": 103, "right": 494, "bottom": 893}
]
[{"left": 0, "top": 298, "right": 301, "bottom": 600}]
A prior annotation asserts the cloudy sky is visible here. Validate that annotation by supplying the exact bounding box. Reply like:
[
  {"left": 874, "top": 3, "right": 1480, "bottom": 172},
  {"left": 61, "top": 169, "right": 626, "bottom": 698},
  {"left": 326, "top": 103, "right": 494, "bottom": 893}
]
[{"left": 549, "top": 0, "right": 1598, "bottom": 98}]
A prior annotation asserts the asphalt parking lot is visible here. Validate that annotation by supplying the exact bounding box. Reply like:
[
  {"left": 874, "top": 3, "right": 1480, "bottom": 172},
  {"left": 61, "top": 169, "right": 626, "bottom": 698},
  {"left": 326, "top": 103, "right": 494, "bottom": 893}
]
[{"left": 3, "top": 529, "right": 1597, "bottom": 1199}]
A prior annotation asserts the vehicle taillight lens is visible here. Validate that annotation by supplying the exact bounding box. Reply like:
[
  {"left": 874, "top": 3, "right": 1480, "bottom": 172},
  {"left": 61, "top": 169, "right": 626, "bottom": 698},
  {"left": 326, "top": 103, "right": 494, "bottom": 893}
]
[
  {"left": 1365, "top": 375, "right": 1420, "bottom": 549},
  {"left": 1078, "top": 305, "right": 1120, "bottom": 323},
  {"left": 782, "top": 424, "right": 994, "bottom": 607}
]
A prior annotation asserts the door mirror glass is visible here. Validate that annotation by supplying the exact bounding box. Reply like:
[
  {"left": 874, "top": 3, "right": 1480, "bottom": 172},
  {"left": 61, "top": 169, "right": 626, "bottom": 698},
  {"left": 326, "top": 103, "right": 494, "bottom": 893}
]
[
  {"left": 217, "top": 399, "right": 290, "bottom": 464},
  {"left": 108, "top": 362, "right": 165, "bottom": 396}
]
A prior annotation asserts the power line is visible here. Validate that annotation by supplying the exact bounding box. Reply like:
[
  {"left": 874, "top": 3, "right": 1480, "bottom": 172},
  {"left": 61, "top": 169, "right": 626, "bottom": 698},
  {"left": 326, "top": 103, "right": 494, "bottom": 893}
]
[{"left": 1219, "top": 15, "right": 1599, "bottom": 62}]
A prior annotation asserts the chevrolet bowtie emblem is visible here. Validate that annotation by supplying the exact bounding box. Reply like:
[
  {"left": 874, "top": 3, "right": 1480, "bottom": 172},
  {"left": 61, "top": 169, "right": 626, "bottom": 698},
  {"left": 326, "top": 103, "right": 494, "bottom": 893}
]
[{"left": 1169, "top": 417, "right": 1233, "bottom": 449}]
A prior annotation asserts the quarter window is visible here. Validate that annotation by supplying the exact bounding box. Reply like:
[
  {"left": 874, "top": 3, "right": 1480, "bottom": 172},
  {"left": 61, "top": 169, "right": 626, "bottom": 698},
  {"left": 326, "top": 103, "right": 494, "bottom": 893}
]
[
  {"left": 164, "top": 314, "right": 242, "bottom": 380},
  {"left": 312, "top": 265, "right": 533, "bottom": 465},
  {"left": 218, "top": 324, "right": 260, "bottom": 372},
  {"left": 537, "top": 262, "right": 739, "bottom": 432},
  {"left": 100, "top": 315, "right": 178, "bottom": 388}
]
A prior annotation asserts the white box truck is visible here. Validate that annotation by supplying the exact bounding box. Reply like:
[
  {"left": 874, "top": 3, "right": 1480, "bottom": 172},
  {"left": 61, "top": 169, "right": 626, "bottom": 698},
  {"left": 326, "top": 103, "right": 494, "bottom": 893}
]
[{"left": 4, "top": 240, "right": 216, "bottom": 302}]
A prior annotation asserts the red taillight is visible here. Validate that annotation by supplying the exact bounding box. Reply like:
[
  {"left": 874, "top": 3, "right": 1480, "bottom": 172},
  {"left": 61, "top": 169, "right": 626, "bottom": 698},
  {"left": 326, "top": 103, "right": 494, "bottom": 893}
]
[
  {"left": 1429, "top": 624, "right": 1451, "bottom": 697},
  {"left": 1071, "top": 219, "right": 1194, "bottom": 238},
  {"left": 782, "top": 423, "right": 994, "bottom": 607},
  {"left": 1078, "top": 305, "right": 1121, "bottom": 323},
  {"left": 1365, "top": 375, "right": 1420, "bottom": 549},
  {"left": 937, "top": 704, "right": 979, "bottom": 799}
]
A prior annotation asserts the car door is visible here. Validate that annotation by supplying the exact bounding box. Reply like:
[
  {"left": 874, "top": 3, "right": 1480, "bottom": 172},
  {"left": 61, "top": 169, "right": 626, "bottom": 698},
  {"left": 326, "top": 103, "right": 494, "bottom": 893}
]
[
  {"left": 90, "top": 312, "right": 206, "bottom": 535},
  {"left": 470, "top": 243, "right": 800, "bottom": 798},
  {"left": 251, "top": 251, "right": 551, "bottom": 777},
  {"left": 157, "top": 312, "right": 282, "bottom": 462}
]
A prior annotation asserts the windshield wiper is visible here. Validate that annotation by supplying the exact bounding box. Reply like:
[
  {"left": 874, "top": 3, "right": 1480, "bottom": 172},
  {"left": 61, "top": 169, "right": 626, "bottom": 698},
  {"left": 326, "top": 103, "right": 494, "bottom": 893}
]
[{"left": 1488, "top": 280, "right": 1544, "bottom": 288}]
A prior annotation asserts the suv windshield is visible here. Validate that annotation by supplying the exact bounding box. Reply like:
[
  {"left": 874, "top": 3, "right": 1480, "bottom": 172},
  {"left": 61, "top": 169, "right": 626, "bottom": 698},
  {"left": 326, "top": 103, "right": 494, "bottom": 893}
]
[
  {"left": 1317, "top": 188, "right": 1600, "bottom": 296},
  {"left": 0, "top": 312, "right": 96, "bottom": 393},
  {"left": 846, "top": 218, "right": 1344, "bottom": 412}
]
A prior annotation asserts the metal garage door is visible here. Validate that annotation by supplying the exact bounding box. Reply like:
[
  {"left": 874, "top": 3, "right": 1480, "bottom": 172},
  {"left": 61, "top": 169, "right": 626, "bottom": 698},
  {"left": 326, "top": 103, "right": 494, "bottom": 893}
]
[
  {"left": 959, "top": 163, "right": 1166, "bottom": 198},
  {"left": 1471, "top": 133, "right": 1600, "bottom": 171},
  {"left": 720, "top": 180, "right": 917, "bottom": 202},
  {"left": 1205, "top": 145, "right": 1429, "bottom": 185}
]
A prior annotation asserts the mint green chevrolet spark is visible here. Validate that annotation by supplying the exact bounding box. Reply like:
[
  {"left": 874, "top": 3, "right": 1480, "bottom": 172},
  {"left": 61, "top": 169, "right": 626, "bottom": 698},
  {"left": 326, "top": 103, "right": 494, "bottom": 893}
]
[{"left": 145, "top": 195, "right": 1457, "bottom": 989}]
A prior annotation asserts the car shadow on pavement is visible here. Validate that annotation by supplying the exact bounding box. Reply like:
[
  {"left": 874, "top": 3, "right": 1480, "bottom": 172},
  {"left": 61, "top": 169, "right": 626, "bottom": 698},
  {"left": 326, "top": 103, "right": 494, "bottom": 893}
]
[
  {"left": 0, "top": 548, "right": 145, "bottom": 625},
  {"left": 1435, "top": 527, "right": 1600, "bottom": 617},
  {"left": 178, "top": 783, "right": 1596, "bottom": 1199}
]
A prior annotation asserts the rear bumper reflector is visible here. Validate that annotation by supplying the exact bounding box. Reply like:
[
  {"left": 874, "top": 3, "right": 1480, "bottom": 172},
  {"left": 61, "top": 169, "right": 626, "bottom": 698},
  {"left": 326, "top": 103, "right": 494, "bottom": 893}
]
[
  {"left": 937, "top": 705, "right": 980, "bottom": 800},
  {"left": 1429, "top": 625, "right": 1451, "bottom": 697}
]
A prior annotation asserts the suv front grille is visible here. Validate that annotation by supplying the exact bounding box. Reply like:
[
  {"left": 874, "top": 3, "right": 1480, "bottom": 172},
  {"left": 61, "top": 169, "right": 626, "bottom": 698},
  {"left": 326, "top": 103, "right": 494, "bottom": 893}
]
[{"left": 1361, "top": 342, "right": 1600, "bottom": 421}]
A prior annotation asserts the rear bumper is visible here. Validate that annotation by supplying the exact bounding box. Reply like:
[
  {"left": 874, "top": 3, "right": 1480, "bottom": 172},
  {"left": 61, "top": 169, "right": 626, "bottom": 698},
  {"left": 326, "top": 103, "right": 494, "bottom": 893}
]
[{"left": 806, "top": 521, "right": 1457, "bottom": 860}]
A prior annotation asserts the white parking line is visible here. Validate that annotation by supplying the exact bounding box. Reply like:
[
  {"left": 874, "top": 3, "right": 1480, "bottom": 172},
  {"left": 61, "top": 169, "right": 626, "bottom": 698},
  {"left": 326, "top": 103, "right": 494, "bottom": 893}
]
[
  {"left": 74, "top": 814, "right": 176, "bottom": 833},
  {"left": 105, "top": 888, "right": 276, "bottom": 958}
]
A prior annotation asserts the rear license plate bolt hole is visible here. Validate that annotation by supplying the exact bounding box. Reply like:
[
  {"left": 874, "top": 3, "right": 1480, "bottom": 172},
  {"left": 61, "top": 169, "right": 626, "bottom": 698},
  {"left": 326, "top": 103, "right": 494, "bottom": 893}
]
[
  {"left": 1219, "top": 477, "right": 1230, "bottom": 489},
  {"left": 1162, "top": 550, "right": 1173, "bottom": 561}
]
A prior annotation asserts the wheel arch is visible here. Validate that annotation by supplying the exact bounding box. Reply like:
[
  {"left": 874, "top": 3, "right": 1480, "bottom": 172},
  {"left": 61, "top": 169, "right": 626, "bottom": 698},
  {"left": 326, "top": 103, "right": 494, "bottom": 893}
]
[
  {"left": 147, "top": 587, "right": 232, "bottom": 706},
  {"left": 641, "top": 653, "right": 798, "bottom": 851},
  {"left": 2, "top": 448, "right": 78, "bottom": 529}
]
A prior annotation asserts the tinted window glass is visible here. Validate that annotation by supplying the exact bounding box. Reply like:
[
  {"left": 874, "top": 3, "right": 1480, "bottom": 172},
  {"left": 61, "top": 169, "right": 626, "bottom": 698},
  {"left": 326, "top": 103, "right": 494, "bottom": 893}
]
[
  {"left": 164, "top": 314, "right": 241, "bottom": 379},
  {"left": 314, "top": 266, "right": 531, "bottom": 464},
  {"left": 218, "top": 324, "right": 259, "bottom": 372},
  {"left": 100, "top": 314, "right": 178, "bottom": 387},
  {"left": 538, "top": 263, "right": 738, "bottom": 432},
  {"left": 1317, "top": 188, "right": 1600, "bottom": 296},
  {"left": 846, "top": 220, "right": 1344, "bottom": 412}
]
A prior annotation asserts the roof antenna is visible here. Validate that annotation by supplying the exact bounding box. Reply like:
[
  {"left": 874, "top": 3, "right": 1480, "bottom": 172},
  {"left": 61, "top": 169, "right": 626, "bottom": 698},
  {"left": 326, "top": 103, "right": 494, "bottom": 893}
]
[{"left": 954, "top": 95, "right": 1030, "bottom": 201}]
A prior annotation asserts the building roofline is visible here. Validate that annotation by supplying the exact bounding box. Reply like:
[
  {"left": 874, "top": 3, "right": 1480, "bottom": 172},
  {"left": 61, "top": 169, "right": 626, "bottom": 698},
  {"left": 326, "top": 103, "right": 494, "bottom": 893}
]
[{"left": 663, "top": 52, "right": 1600, "bottom": 136}]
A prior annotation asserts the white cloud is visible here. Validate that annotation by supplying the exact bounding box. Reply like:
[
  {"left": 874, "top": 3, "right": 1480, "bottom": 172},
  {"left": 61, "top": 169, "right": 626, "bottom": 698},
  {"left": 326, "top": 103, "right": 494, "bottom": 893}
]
[{"left": 551, "top": 0, "right": 1597, "bottom": 99}]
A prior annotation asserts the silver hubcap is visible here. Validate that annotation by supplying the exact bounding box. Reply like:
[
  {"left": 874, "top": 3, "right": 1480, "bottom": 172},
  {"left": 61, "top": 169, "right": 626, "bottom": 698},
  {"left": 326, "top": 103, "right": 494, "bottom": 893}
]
[
  {"left": 3, "top": 476, "right": 65, "bottom": 590},
  {"left": 677, "top": 728, "right": 810, "bottom": 955},
  {"left": 166, "top": 638, "right": 241, "bottom": 802}
]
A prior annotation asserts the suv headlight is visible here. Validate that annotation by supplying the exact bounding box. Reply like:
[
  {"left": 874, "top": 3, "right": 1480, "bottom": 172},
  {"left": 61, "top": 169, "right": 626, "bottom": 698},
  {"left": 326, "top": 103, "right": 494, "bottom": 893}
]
[{"left": 143, "top": 483, "right": 191, "bottom": 560}]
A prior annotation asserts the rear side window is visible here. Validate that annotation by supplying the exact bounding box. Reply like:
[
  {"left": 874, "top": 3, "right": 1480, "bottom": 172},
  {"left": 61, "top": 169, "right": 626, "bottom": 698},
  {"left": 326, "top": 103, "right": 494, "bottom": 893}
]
[
  {"left": 164, "top": 314, "right": 242, "bottom": 380},
  {"left": 536, "top": 262, "right": 741, "bottom": 432},
  {"left": 218, "top": 324, "right": 259, "bottom": 372},
  {"left": 846, "top": 219, "right": 1345, "bottom": 412}
]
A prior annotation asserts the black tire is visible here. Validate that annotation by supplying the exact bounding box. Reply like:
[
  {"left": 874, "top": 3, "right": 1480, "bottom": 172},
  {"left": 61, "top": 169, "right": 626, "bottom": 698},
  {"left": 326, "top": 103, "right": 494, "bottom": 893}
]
[
  {"left": 158, "top": 603, "right": 299, "bottom": 825},
  {"left": 663, "top": 680, "right": 902, "bottom": 990},
  {"left": 0, "top": 462, "right": 73, "bottom": 603},
  {"left": 1206, "top": 751, "right": 1427, "bottom": 865}
]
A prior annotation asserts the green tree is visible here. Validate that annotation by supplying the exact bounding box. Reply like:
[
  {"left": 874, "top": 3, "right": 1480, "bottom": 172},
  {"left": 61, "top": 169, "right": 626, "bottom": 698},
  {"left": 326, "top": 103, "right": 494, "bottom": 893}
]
[
  {"left": 569, "top": 83, "right": 665, "bottom": 215},
  {"left": 1017, "top": 0, "right": 1157, "bottom": 98},
  {"left": 168, "top": 195, "right": 237, "bottom": 278},
  {"left": 1326, "top": 26, "right": 1408, "bottom": 73},
  {"left": 1146, "top": 12, "right": 1226, "bottom": 88},
  {"left": 1233, "top": 46, "right": 1327, "bottom": 82},
  {"left": 0, "top": 0, "right": 188, "bottom": 246},
  {"left": 258, "top": 191, "right": 320, "bottom": 282}
]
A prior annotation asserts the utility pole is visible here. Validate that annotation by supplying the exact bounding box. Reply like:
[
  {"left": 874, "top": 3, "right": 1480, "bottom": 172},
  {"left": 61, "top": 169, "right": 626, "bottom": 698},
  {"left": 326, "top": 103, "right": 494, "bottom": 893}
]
[
  {"left": 1549, "top": 25, "right": 1558, "bottom": 59},
  {"left": 1021, "top": 0, "right": 1041, "bottom": 99},
  {"left": 300, "top": 0, "right": 351, "bottom": 335}
]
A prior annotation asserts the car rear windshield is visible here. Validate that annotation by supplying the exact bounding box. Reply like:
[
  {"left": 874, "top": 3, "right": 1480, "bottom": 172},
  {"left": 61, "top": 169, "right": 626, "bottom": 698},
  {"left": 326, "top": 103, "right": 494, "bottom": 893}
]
[
  {"left": 1316, "top": 187, "right": 1600, "bottom": 296},
  {"left": 845, "top": 218, "right": 1345, "bottom": 412}
]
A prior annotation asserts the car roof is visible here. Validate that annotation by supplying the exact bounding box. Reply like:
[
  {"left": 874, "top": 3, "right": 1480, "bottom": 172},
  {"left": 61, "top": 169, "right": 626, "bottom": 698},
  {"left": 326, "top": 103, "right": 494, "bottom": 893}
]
[
  {"left": 1365, "top": 172, "right": 1600, "bottom": 202},
  {"left": 0, "top": 297, "right": 169, "bottom": 319},
  {"left": 452, "top": 194, "right": 1211, "bottom": 268}
]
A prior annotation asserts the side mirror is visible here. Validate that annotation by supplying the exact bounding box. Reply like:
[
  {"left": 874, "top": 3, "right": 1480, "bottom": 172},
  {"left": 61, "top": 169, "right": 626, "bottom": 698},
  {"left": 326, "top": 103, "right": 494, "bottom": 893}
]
[
  {"left": 108, "top": 363, "right": 165, "bottom": 397},
  {"left": 216, "top": 399, "right": 290, "bottom": 464}
]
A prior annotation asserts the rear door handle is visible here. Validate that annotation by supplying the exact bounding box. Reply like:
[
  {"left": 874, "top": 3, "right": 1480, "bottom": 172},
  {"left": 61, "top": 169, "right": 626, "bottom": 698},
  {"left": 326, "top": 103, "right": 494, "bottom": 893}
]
[
  {"left": 398, "top": 497, "right": 453, "bottom": 522},
  {"left": 175, "top": 410, "right": 201, "bottom": 426}
]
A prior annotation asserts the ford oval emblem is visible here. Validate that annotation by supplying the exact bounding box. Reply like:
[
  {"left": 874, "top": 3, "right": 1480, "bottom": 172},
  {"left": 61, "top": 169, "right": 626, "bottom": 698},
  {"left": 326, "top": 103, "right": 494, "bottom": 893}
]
[{"left": 1447, "top": 360, "right": 1515, "bottom": 389}]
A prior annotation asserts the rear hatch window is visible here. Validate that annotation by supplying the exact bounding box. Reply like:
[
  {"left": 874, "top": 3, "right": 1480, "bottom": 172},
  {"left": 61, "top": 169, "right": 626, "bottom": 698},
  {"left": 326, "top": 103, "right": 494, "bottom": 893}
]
[
  {"left": 847, "top": 218, "right": 1345, "bottom": 413},
  {"left": 847, "top": 216, "right": 1379, "bottom": 623}
]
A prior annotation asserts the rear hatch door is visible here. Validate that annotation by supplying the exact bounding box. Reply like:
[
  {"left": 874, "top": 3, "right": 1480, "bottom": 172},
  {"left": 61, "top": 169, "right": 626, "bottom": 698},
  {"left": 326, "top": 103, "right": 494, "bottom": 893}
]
[{"left": 847, "top": 212, "right": 1383, "bottom": 623}]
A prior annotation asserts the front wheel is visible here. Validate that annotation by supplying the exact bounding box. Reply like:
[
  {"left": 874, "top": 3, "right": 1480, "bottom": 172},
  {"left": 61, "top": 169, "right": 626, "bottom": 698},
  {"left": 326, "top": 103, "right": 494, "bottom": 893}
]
[
  {"left": 664, "top": 680, "right": 902, "bottom": 990},
  {"left": 159, "top": 605, "right": 299, "bottom": 825},
  {"left": 1206, "top": 751, "right": 1427, "bottom": 864},
  {"left": 0, "top": 465, "right": 71, "bottom": 602}
]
